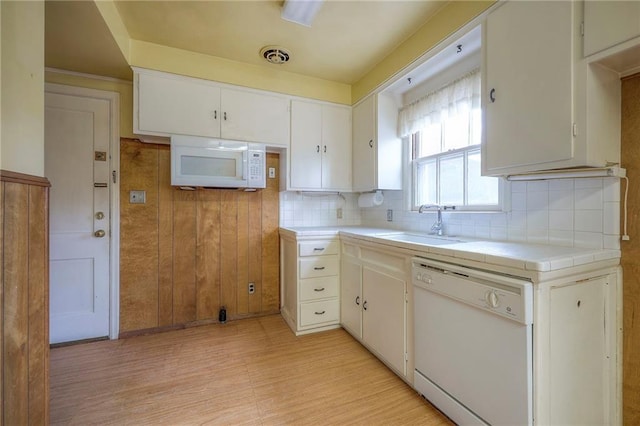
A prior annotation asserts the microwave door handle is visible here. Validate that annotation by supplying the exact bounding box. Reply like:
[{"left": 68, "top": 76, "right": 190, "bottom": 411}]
[{"left": 242, "top": 150, "right": 248, "bottom": 180}]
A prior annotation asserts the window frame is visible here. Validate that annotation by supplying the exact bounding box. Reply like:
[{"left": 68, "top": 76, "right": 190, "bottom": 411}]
[{"left": 411, "top": 142, "right": 504, "bottom": 212}]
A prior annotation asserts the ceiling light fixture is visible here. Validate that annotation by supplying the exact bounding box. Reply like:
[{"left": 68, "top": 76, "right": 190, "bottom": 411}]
[
  {"left": 281, "top": 0, "right": 323, "bottom": 27},
  {"left": 260, "top": 46, "right": 291, "bottom": 64}
]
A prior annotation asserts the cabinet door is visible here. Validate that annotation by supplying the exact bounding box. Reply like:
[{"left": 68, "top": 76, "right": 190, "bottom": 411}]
[
  {"left": 321, "top": 105, "right": 352, "bottom": 191},
  {"left": 548, "top": 277, "right": 608, "bottom": 425},
  {"left": 584, "top": 1, "right": 640, "bottom": 57},
  {"left": 137, "top": 72, "right": 221, "bottom": 137},
  {"left": 352, "top": 95, "right": 376, "bottom": 192},
  {"left": 483, "top": 1, "right": 574, "bottom": 175},
  {"left": 220, "top": 88, "right": 290, "bottom": 145},
  {"left": 290, "top": 100, "right": 322, "bottom": 189},
  {"left": 341, "top": 257, "right": 362, "bottom": 339},
  {"left": 362, "top": 267, "right": 406, "bottom": 375},
  {"left": 376, "top": 93, "right": 403, "bottom": 190}
]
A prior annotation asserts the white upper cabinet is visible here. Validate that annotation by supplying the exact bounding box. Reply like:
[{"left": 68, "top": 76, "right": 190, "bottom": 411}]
[
  {"left": 134, "top": 68, "right": 290, "bottom": 146},
  {"left": 482, "top": 1, "right": 621, "bottom": 176},
  {"left": 584, "top": 1, "right": 640, "bottom": 57},
  {"left": 482, "top": 1, "right": 573, "bottom": 175},
  {"left": 289, "top": 99, "right": 352, "bottom": 191},
  {"left": 137, "top": 70, "right": 221, "bottom": 138},
  {"left": 220, "top": 88, "right": 290, "bottom": 145},
  {"left": 352, "top": 93, "right": 402, "bottom": 192},
  {"left": 290, "top": 100, "right": 323, "bottom": 189}
]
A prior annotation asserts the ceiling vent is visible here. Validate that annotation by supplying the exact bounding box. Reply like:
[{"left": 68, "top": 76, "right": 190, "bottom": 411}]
[{"left": 260, "top": 46, "right": 291, "bottom": 64}]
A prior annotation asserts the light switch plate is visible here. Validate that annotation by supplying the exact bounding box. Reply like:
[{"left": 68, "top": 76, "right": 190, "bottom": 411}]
[
  {"left": 129, "top": 190, "right": 146, "bottom": 204},
  {"left": 268, "top": 167, "right": 276, "bottom": 179}
]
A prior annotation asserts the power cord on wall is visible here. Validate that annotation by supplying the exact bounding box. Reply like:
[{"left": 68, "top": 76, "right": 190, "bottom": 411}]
[{"left": 622, "top": 176, "right": 630, "bottom": 241}]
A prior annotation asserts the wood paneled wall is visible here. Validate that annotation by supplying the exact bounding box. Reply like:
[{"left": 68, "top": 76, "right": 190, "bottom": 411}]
[
  {"left": 622, "top": 73, "right": 640, "bottom": 425},
  {"left": 119, "top": 139, "right": 280, "bottom": 334},
  {"left": 0, "top": 170, "right": 50, "bottom": 425}
]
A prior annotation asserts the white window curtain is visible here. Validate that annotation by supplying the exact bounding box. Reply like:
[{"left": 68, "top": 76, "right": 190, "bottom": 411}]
[{"left": 398, "top": 68, "right": 481, "bottom": 138}]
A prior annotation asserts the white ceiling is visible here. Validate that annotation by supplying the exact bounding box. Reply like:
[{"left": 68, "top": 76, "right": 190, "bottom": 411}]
[{"left": 45, "top": 0, "right": 448, "bottom": 84}]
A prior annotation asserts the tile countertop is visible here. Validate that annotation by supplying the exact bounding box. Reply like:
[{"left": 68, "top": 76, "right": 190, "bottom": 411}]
[{"left": 279, "top": 226, "right": 621, "bottom": 273}]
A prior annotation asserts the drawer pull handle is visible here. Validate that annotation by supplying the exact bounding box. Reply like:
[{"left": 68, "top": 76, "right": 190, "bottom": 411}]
[
  {"left": 313, "top": 247, "right": 325, "bottom": 251},
  {"left": 315, "top": 310, "right": 326, "bottom": 315},
  {"left": 313, "top": 266, "right": 325, "bottom": 270},
  {"left": 314, "top": 287, "right": 325, "bottom": 292}
]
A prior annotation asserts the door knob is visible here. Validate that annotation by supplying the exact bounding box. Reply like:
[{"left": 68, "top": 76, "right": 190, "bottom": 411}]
[
  {"left": 95, "top": 212, "right": 105, "bottom": 220},
  {"left": 94, "top": 230, "right": 106, "bottom": 238}
]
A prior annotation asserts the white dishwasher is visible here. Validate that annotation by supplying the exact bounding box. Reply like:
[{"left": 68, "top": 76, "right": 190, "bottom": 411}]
[{"left": 412, "top": 257, "right": 534, "bottom": 426}]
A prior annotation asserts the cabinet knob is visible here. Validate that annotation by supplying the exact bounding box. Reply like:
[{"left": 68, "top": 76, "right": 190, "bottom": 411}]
[
  {"left": 363, "top": 300, "right": 368, "bottom": 311},
  {"left": 323, "top": 145, "right": 327, "bottom": 153},
  {"left": 214, "top": 110, "right": 217, "bottom": 120},
  {"left": 94, "top": 229, "right": 106, "bottom": 238},
  {"left": 224, "top": 111, "right": 227, "bottom": 121},
  {"left": 369, "top": 139, "right": 373, "bottom": 148},
  {"left": 316, "top": 145, "right": 320, "bottom": 153},
  {"left": 355, "top": 296, "right": 360, "bottom": 305},
  {"left": 489, "top": 88, "right": 496, "bottom": 103}
]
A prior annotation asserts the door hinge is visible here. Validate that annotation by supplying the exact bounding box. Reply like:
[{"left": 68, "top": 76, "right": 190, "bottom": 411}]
[
  {"left": 405, "top": 352, "right": 408, "bottom": 362},
  {"left": 112, "top": 170, "right": 117, "bottom": 184},
  {"left": 580, "top": 22, "right": 584, "bottom": 37},
  {"left": 572, "top": 123, "right": 578, "bottom": 137}
]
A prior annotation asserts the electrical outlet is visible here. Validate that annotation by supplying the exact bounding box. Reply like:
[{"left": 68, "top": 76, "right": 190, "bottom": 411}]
[
  {"left": 248, "top": 282, "right": 255, "bottom": 294},
  {"left": 129, "top": 190, "right": 146, "bottom": 204},
  {"left": 387, "top": 209, "right": 393, "bottom": 222},
  {"left": 336, "top": 208, "right": 343, "bottom": 219},
  {"left": 268, "top": 167, "right": 276, "bottom": 179}
]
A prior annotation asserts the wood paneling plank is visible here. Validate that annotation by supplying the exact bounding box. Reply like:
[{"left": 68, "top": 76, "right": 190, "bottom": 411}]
[
  {"left": 622, "top": 74, "right": 640, "bottom": 425},
  {"left": 248, "top": 191, "right": 262, "bottom": 314},
  {"left": 3, "top": 183, "right": 30, "bottom": 425},
  {"left": 158, "top": 147, "right": 174, "bottom": 327},
  {"left": 220, "top": 191, "right": 238, "bottom": 319},
  {"left": 119, "top": 140, "right": 160, "bottom": 332},
  {"left": 262, "top": 153, "right": 280, "bottom": 312},
  {"left": 28, "top": 186, "right": 48, "bottom": 425},
  {"left": 237, "top": 191, "right": 250, "bottom": 315},
  {"left": 0, "top": 182, "right": 4, "bottom": 426},
  {"left": 173, "top": 189, "right": 197, "bottom": 324},
  {"left": 196, "top": 190, "right": 221, "bottom": 320}
]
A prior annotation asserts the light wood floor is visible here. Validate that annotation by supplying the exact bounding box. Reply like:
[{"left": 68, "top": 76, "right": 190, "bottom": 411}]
[{"left": 50, "top": 314, "right": 453, "bottom": 425}]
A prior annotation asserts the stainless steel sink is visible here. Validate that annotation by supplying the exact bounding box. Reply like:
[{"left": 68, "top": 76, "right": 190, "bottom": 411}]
[{"left": 376, "top": 232, "right": 464, "bottom": 246}]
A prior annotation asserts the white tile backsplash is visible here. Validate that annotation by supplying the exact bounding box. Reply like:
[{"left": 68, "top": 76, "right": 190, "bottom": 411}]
[
  {"left": 575, "top": 188, "right": 603, "bottom": 210},
  {"left": 575, "top": 210, "right": 603, "bottom": 232},
  {"left": 549, "top": 210, "right": 573, "bottom": 231},
  {"left": 279, "top": 177, "right": 621, "bottom": 250}
]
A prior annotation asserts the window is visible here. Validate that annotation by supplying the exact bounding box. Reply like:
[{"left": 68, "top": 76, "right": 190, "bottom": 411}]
[{"left": 399, "top": 69, "right": 501, "bottom": 210}]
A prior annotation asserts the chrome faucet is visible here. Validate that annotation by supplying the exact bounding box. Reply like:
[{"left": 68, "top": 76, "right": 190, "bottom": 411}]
[{"left": 418, "top": 204, "right": 443, "bottom": 236}]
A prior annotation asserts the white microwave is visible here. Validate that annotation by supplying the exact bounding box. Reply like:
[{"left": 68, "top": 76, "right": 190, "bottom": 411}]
[{"left": 170, "top": 135, "right": 266, "bottom": 189}]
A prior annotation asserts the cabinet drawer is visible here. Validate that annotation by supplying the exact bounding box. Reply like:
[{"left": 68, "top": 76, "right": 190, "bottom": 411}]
[
  {"left": 300, "top": 276, "right": 339, "bottom": 302},
  {"left": 300, "top": 299, "right": 340, "bottom": 327},
  {"left": 299, "top": 256, "right": 339, "bottom": 279},
  {"left": 299, "top": 241, "right": 339, "bottom": 257}
]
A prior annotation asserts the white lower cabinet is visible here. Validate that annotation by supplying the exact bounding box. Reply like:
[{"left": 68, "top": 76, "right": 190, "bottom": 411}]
[
  {"left": 535, "top": 273, "right": 620, "bottom": 425},
  {"left": 281, "top": 234, "right": 341, "bottom": 335},
  {"left": 340, "top": 240, "right": 409, "bottom": 381}
]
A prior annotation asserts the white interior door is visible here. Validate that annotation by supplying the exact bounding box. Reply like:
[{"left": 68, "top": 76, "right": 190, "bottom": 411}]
[{"left": 45, "top": 92, "right": 111, "bottom": 344}]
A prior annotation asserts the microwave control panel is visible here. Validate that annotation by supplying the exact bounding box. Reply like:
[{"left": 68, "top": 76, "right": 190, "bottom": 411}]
[{"left": 247, "top": 150, "right": 266, "bottom": 188}]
